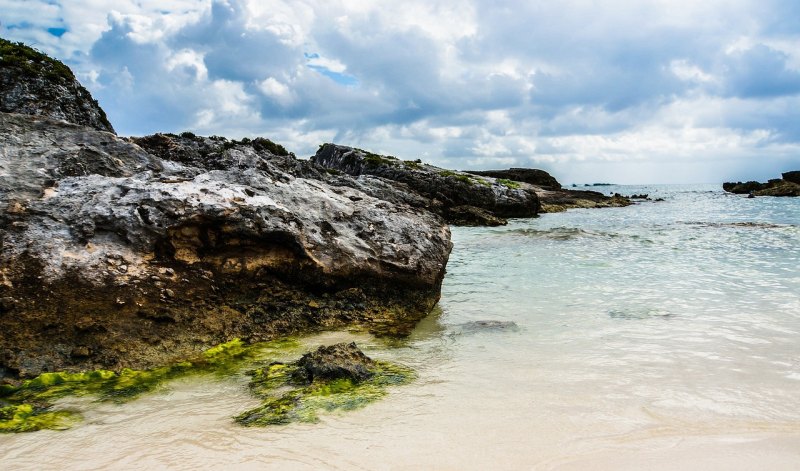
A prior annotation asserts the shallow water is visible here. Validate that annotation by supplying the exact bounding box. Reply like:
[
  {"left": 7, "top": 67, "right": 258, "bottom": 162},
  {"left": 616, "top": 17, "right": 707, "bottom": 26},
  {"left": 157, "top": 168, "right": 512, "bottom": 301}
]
[{"left": 3, "top": 185, "right": 800, "bottom": 470}]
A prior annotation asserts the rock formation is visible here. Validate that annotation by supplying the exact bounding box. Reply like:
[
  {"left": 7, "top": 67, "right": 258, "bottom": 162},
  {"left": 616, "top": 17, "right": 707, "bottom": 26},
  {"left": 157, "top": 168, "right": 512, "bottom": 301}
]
[
  {"left": 312, "top": 144, "right": 540, "bottom": 225},
  {"left": 0, "top": 40, "right": 452, "bottom": 380},
  {"left": 723, "top": 172, "right": 800, "bottom": 197},
  {"left": 466, "top": 168, "right": 562, "bottom": 190},
  {"left": 0, "top": 38, "right": 114, "bottom": 133}
]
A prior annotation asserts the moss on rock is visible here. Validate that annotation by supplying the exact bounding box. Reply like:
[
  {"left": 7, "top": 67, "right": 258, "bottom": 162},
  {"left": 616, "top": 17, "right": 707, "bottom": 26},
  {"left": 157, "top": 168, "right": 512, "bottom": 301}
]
[
  {"left": 0, "top": 338, "right": 298, "bottom": 433},
  {"left": 235, "top": 359, "right": 414, "bottom": 426},
  {"left": 0, "top": 338, "right": 412, "bottom": 433}
]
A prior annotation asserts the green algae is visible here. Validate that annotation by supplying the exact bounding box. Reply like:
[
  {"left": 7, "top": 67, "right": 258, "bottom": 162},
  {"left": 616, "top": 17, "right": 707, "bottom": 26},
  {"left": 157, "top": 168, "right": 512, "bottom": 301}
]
[
  {"left": 0, "top": 404, "right": 81, "bottom": 433},
  {"left": 0, "top": 337, "right": 412, "bottom": 433},
  {"left": 235, "top": 360, "right": 415, "bottom": 426},
  {"left": 497, "top": 178, "right": 521, "bottom": 189},
  {"left": 0, "top": 338, "right": 300, "bottom": 433}
]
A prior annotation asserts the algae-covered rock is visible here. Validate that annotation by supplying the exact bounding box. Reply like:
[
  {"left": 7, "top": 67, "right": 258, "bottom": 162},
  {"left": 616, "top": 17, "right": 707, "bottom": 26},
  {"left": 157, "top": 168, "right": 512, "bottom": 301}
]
[
  {"left": 236, "top": 343, "right": 413, "bottom": 426},
  {"left": 293, "top": 342, "right": 375, "bottom": 383},
  {"left": 0, "top": 340, "right": 413, "bottom": 432},
  {"left": 0, "top": 338, "right": 295, "bottom": 432}
]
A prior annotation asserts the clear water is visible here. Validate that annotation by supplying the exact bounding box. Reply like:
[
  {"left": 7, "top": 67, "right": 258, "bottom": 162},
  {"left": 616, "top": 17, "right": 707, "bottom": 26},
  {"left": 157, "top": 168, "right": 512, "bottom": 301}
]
[{"left": 2, "top": 185, "right": 800, "bottom": 470}]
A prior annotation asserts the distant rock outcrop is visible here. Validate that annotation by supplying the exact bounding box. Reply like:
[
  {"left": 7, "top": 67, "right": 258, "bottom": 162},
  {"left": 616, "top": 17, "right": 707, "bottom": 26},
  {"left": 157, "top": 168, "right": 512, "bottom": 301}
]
[
  {"left": 0, "top": 38, "right": 114, "bottom": 133},
  {"left": 466, "top": 168, "right": 562, "bottom": 190},
  {"left": 723, "top": 172, "right": 800, "bottom": 197},
  {"left": 312, "top": 144, "right": 541, "bottom": 225}
]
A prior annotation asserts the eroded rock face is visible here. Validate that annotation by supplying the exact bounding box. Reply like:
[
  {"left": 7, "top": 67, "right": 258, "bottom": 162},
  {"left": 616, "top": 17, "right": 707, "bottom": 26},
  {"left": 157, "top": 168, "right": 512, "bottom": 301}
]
[
  {"left": 311, "top": 144, "right": 540, "bottom": 225},
  {"left": 0, "top": 114, "right": 452, "bottom": 379},
  {"left": 0, "top": 38, "right": 114, "bottom": 133}
]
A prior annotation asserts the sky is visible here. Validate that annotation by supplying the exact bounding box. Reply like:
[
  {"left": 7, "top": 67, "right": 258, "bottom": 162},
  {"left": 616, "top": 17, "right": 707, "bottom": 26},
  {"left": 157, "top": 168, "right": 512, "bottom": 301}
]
[{"left": 2, "top": 0, "right": 800, "bottom": 183}]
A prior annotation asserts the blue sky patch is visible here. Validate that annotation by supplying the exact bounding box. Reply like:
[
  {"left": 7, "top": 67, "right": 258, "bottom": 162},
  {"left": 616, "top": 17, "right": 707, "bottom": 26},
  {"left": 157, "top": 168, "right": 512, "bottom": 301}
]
[{"left": 47, "top": 27, "right": 67, "bottom": 37}]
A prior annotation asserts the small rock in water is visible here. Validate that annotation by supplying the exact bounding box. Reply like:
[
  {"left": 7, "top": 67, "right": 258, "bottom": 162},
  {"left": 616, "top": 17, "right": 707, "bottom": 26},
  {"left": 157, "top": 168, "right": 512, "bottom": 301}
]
[{"left": 292, "top": 342, "right": 376, "bottom": 384}]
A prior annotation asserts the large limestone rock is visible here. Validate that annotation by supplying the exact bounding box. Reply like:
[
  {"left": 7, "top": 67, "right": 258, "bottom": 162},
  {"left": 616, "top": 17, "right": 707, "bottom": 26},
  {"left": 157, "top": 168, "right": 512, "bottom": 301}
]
[
  {"left": 0, "top": 114, "right": 451, "bottom": 379},
  {"left": 311, "top": 144, "right": 540, "bottom": 225},
  {"left": 0, "top": 38, "right": 114, "bottom": 133}
]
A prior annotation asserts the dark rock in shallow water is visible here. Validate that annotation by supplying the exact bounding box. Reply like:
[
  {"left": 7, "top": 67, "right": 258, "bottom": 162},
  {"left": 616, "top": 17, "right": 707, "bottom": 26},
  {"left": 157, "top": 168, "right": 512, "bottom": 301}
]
[
  {"left": 536, "top": 188, "right": 632, "bottom": 212},
  {"left": 311, "top": 144, "right": 540, "bottom": 225},
  {"left": 443, "top": 205, "right": 507, "bottom": 227},
  {"left": 0, "top": 38, "right": 114, "bottom": 133},
  {"left": 723, "top": 173, "right": 800, "bottom": 197},
  {"left": 293, "top": 342, "right": 376, "bottom": 384}
]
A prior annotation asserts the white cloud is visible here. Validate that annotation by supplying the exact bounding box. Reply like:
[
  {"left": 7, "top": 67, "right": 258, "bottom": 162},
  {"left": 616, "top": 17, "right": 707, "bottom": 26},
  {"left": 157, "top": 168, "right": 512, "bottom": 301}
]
[{"left": 2, "top": 0, "right": 800, "bottom": 183}]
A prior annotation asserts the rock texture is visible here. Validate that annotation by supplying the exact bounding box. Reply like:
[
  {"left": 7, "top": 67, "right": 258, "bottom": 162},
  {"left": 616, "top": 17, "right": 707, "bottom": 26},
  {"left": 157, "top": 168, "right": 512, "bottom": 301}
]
[
  {"left": 723, "top": 172, "right": 800, "bottom": 197},
  {"left": 0, "top": 38, "right": 114, "bottom": 133},
  {"left": 464, "top": 166, "right": 630, "bottom": 213},
  {"left": 0, "top": 114, "right": 451, "bottom": 379},
  {"left": 311, "top": 144, "right": 540, "bottom": 225},
  {"left": 466, "top": 168, "right": 562, "bottom": 190},
  {"left": 535, "top": 188, "right": 632, "bottom": 212},
  {"left": 292, "top": 342, "right": 375, "bottom": 384}
]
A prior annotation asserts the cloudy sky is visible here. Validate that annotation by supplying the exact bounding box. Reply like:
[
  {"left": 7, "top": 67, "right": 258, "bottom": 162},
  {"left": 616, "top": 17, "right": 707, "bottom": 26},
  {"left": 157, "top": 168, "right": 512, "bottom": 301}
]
[{"left": 2, "top": 0, "right": 800, "bottom": 183}]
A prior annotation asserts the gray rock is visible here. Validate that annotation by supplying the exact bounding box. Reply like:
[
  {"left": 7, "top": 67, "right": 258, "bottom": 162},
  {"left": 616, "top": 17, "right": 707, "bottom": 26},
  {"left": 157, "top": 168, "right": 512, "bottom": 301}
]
[
  {"left": 466, "top": 168, "right": 562, "bottom": 190},
  {"left": 0, "top": 38, "right": 114, "bottom": 133},
  {"left": 0, "top": 113, "right": 452, "bottom": 378},
  {"left": 292, "top": 342, "right": 376, "bottom": 384},
  {"left": 311, "top": 144, "right": 540, "bottom": 225}
]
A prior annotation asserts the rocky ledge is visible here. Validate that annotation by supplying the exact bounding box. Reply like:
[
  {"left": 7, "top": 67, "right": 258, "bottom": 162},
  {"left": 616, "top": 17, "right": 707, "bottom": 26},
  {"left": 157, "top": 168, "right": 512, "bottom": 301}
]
[
  {"left": 0, "top": 111, "right": 451, "bottom": 380},
  {"left": 312, "top": 144, "right": 540, "bottom": 226},
  {"left": 723, "top": 171, "right": 800, "bottom": 197},
  {"left": 0, "top": 38, "right": 113, "bottom": 134}
]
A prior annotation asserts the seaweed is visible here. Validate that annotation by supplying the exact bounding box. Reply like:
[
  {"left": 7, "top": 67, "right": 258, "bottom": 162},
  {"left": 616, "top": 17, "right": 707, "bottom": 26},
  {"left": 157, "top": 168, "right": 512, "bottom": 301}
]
[
  {"left": 0, "top": 338, "right": 412, "bottom": 433},
  {"left": 0, "top": 338, "right": 298, "bottom": 433},
  {"left": 235, "top": 360, "right": 414, "bottom": 426}
]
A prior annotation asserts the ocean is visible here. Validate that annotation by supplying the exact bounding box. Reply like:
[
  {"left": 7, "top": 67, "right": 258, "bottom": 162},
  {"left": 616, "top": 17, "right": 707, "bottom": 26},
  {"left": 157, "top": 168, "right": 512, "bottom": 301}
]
[{"left": 2, "top": 184, "right": 799, "bottom": 470}]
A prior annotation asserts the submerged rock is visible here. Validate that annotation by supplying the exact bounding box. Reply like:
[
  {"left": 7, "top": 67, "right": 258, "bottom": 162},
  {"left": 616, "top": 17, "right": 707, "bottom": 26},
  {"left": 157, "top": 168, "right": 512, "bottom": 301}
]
[
  {"left": 723, "top": 172, "right": 800, "bottom": 197},
  {"left": 452, "top": 320, "right": 520, "bottom": 334},
  {"left": 311, "top": 144, "right": 540, "bottom": 225}
]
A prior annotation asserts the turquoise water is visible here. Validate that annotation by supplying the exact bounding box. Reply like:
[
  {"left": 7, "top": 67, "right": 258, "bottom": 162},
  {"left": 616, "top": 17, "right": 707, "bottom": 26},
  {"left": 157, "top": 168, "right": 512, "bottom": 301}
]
[{"left": 2, "top": 185, "right": 799, "bottom": 469}]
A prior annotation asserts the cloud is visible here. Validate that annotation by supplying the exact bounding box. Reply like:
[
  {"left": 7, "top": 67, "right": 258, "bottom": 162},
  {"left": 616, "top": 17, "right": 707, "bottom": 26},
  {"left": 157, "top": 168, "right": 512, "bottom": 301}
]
[{"left": 1, "top": 0, "right": 800, "bottom": 182}]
